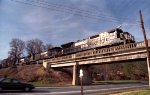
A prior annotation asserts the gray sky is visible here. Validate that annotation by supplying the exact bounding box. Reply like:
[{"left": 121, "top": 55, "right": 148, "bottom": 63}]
[{"left": 0, "top": 0, "right": 150, "bottom": 60}]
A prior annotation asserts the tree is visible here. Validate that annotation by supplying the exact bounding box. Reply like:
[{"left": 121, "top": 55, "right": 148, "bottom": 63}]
[
  {"left": 44, "top": 43, "right": 53, "bottom": 51},
  {"left": 8, "top": 38, "right": 25, "bottom": 66},
  {"left": 26, "top": 39, "right": 44, "bottom": 60}
]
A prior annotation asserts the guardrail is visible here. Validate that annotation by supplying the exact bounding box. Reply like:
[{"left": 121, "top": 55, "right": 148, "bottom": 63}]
[{"left": 46, "top": 40, "right": 150, "bottom": 63}]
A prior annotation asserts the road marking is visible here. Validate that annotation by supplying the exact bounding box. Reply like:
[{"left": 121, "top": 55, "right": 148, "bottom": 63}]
[
  {"left": 0, "top": 85, "right": 148, "bottom": 95},
  {"left": 49, "top": 85, "right": 148, "bottom": 94},
  {"left": 86, "top": 85, "right": 148, "bottom": 92},
  {"left": 36, "top": 87, "right": 64, "bottom": 89}
]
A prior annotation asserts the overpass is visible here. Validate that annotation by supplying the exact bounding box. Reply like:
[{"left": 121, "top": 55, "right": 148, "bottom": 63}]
[{"left": 43, "top": 40, "right": 150, "bottom": 85}]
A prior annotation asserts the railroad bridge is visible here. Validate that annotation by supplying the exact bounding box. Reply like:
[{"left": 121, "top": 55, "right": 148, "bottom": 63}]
[{"left": 43, "top": 40, "right": 150, "bottom": 85}]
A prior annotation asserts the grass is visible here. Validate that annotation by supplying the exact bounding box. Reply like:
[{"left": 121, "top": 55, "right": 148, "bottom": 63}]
[
  {"left": 93, "top": 80, "right": 144, "bottom": 84},
  {"left": 122, "top": 90, "right": 150, "bottom": 95},
  {"left": 110, "top": 89, "right": 150, "bottom": 95},
  {"left": 97, "top": 89, "right": 150, "bottom": 95}
]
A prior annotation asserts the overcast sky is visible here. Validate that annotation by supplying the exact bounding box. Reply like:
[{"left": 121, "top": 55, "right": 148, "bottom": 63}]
[{"left": 0, "top": 0, "right": 150, "bottom": 60}]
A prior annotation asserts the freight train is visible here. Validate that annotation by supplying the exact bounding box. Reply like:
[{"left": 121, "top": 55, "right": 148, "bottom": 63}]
[
  {"left": 19, "top": 28, "right": 135, "bottom": 64},
  {"left": 61, "top": 28, "right": 135, "bottom": 54}
]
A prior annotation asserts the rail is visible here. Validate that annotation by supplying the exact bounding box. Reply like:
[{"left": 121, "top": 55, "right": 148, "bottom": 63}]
[{"left": 46, "top": 40, "right": 150, "bottom": 63}]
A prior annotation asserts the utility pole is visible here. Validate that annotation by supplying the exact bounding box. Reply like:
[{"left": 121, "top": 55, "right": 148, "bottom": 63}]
[
  {"left": 79, "top": 68, "right": 84, "bottom": 95},
  {"left": 139, "top": 10, "right": 150, "bottom": 88}
]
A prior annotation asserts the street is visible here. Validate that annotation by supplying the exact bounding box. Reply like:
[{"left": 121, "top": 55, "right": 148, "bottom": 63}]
[{"left": 0, "top": 83, "right": 148, "bottom": 95}]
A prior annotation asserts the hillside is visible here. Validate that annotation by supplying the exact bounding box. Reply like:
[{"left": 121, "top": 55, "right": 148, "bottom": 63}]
[{"left": 0, "top": 64, "right": 72, "bottom": 83}]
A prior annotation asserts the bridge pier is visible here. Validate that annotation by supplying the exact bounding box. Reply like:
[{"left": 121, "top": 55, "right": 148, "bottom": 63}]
[
  {"left": 72, "top": 62, "right": 79, "bottom": 85},
  {"left": 72, "top": 62, "right": 92, "bottom": 85}
]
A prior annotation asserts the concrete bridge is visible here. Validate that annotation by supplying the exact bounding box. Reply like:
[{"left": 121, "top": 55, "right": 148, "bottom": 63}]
[{"left": 43, "top": 40, "right": 150, "bottom": 85}]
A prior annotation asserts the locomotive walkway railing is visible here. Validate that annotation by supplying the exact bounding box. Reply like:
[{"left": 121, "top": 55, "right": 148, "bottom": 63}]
[{"left": 46, "top": 40, "right": 150, "bottom": 63}]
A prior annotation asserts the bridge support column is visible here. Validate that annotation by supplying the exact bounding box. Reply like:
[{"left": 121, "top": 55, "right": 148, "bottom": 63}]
[
  {"left": 72, "top": 62, "right": 92, "bottom": 85},
  {"left": 80, "top": 66, "right": 92, "bottom": 85},
  {"left": 72, "top": 62, "right": 79, "bottom": 85}
]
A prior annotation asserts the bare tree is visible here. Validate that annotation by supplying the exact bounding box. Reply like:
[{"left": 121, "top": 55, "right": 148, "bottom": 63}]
[
  {"left": 44, "top": 43, "right": 53, "bottom": 51},
  {"left": 26, "top": 39, "right": 44, "bottom": 60},
  {"left": 9, "top": 38, "right": 25, "bottom": 66}
]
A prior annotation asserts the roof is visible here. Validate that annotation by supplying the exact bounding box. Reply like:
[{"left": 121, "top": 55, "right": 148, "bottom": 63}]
[
  {"left": 90, "top": 34, "right": 99, "bottom": 39},
  {"left": 108, "top": 28, "right": 123, "bottom": 33},
  {"left": 49, "top": 47, "right": 62, "bottom": 51},
  {"left": 61, "top": 42, "right": 74, "bottom": 47},
  {"left": 123, "top": 32, "right": 130, "bottom": 34}
]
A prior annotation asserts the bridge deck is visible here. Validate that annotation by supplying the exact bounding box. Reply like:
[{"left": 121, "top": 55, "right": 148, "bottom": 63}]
[{"left": 45, "top": 40, "right": 150, "bottom": 64}]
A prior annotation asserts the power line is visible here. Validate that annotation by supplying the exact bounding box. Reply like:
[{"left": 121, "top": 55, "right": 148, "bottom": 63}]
[
  {"left": 35, "top": 0, "right": 131, "bottom": 21},
  {"left": 28, "top": 0, "right": 122, "bottom": 22},
  {"left": 114, "top": 0, "right": 140, "bottom": 23},
  {"left": 142, "top": 1, "right": 150, "bottom": 11},
  {"left": 30, "top": 0, "right": 139, "bottom": 23},
  {"left": 116, "top": 0, "right": 136, "bottom": 20},
  {"left": 84, "top": 3, "right": 137, "bottom": 22},
  {"left": 11, "top": 0, "right": 138, "bottom": 24}
]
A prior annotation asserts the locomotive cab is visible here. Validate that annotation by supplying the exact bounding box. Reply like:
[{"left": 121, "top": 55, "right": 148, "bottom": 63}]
[{"left": 108, "top": 28, "right": 124, "bottom": 45}]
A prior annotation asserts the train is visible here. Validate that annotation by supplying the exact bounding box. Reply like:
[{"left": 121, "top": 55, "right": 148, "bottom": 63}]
[
  {"left": 19, "top": 28, "right": 135, "bottom": 64},
  {"left": 61, "top": 28, "right": 135, "bottom": 54}
]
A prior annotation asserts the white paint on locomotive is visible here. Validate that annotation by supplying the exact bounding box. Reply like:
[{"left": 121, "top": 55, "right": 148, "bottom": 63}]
[
  {"left": 74, "top": 29, "right": 127, "bottom": 50},
  {"left": 74, "top": 39, "right": 88, "bottom": 48},
  {"left": 61, "top": 28, "right": 135, "bottom": 54},
  {"left": 41, "top": 51, "right": 48, "bottom": 57}
]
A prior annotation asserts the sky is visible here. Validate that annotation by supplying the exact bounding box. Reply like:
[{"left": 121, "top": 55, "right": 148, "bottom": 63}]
[{"left": 0, "top": 0, "right": 150, "bottom": 60}]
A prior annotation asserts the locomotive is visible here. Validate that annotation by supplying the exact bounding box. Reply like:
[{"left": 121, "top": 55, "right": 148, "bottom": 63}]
[{"left": 61, "top": 28, "right": 135, "bottom": 54}]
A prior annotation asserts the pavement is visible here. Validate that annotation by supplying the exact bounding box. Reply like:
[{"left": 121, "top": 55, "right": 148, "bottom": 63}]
[{"left": 0, "top": 83, "right": 148, "bottom": 95}]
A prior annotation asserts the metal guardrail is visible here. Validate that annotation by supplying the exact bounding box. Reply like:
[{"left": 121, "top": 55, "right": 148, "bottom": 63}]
[
  {"left": 75, "top": 43, "right": 136, "bottom": 58},
  {"left": 46, "top": 40, "right": 150, "bottom": 63}
]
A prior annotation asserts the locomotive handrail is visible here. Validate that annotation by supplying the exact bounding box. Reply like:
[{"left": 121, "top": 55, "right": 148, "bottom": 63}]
[{"left": 46, "top": 40, "right": 150, "bottom": 63}]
